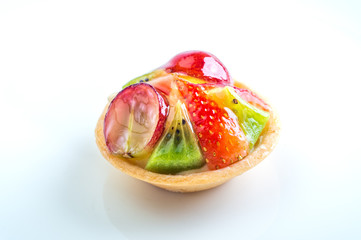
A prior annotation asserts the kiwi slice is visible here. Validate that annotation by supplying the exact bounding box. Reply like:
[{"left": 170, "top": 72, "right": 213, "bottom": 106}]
[
  {"left": 122, "top": 69, "right": 167, "bottom": 89},
  {"left": 145, "top": 102, "right": 204, "bottom": 174}
]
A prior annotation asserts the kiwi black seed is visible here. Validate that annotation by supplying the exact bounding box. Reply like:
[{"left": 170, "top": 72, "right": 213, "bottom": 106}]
[{"left": 166, "top": 133, "right": 172, "bottom": 140}]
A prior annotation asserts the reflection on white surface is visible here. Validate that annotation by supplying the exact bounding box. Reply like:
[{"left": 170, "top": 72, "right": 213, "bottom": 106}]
[{"left": 103, "top": 157, "right": 280, "bottom": 240}]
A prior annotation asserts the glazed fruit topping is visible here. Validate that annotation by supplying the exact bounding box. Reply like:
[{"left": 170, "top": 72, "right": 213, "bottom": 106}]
[
  {"left": 104, "top": 83, "right": 169, "bottom": 158},
  {"left": 104, "top": 51, "right": 272, "bottom": 174},
  {"left": 148, "top": 74, "right": 174, "bottom": 95},
  {"left": 163, "top": 51, "right": 232, "bottom": 85},
  {"left": 176, "top": 79, "right": 249, "bottom": 170},
  {"left": 122, "top": 69, "right": 167, "bottom": 89},
  {"left": 207, "top": 86, "right": 270, "bottom": 149},
  {"left": 145, "top": 101, "right": 204, "bottom": 174},
  {"left": 233, "top": 87, "right": 271, "bottom": 112}
]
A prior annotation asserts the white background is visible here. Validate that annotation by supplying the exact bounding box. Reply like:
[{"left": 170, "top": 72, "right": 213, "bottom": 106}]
[{"left": 1, "top": 0, "right": 361, "bottom": 239}]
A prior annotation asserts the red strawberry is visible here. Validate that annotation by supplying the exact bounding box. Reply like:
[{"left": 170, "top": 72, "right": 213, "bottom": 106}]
[
  {"left": 176, "top": 80, "right": 249, "bottom": 170},
  {"left": 233, "top": 87, "right": 271, "bottom": 112},
  {"left": 163, "top": 51, "right": 232, "bottom": 85}
]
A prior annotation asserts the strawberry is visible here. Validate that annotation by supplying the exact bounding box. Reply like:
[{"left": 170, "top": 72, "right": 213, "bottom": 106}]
[{"left": 176, "top": 80, "right": 249, "bottom": 170}]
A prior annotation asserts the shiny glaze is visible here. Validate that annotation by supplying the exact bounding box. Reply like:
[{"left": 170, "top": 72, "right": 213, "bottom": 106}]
[
  {"left": 104, "top": 83, "right": 169, "bottom": 158},
  {"left": 163, "top": 51, "right": 232, "bottom": 85}
]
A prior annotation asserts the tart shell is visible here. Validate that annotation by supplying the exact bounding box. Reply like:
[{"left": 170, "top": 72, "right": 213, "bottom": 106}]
[{"left": 95, "top": 81, "right": 280, "bottom": 192}]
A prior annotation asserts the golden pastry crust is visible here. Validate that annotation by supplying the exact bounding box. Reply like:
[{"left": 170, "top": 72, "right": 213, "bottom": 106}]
[{"left": 95, "top": 81, "right": 280, "bottom": 192}]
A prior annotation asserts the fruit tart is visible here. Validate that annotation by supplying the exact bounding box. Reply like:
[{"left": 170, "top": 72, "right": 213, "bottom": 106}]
[{"left": 95, "top": 51, "right": 280, "bottom": 192}]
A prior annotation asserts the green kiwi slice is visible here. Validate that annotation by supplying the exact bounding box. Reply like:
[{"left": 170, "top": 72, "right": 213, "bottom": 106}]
[{"left": 145, "top": 102, "right": 204, "bottom": 174}]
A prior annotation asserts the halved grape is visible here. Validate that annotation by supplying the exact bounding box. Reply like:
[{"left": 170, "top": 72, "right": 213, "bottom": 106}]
[{"left": 104, "top": 83, "right": 169, "bottom": 158}]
